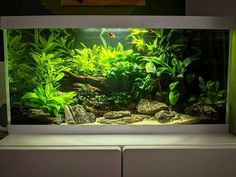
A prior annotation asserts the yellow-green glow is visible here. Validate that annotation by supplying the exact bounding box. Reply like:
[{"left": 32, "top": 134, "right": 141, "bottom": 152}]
[{"left": 229, "top": 30, "right": 236, "bottom": 134}]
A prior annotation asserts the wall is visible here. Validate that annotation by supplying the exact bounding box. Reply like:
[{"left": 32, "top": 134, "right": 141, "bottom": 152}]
[
  {"left": 0, "top": 0, "right": 185, "bottom": 16},
  {"left": 186, "top": 0, "right": 236, "bottom": 16},
  {"left": 39, "top": 0, "right": 185, "bottom": 15}
]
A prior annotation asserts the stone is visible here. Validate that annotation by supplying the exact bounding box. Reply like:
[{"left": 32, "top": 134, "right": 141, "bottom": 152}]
[
  {"left": 178, "top": 114, "right": 201, "bottom": 124},
  {"left": 20, "top": 109, "right": 61, "bottom": 124},
  {"left": 97, "top": 114, "right": 149, "bottom": 125},
  {"left": 64, "top": 104, "right": 96, "bottom": 124},
  {"left": 103, "top": 111, "right": 131, "bottom": 119},
  {"left": 154, "top": 110, "right": 181, "bottom": 123},
  {"left": 64, "top": 106, "right": 76, "bottom": 124},
  {"left": 136, "top": 99, "right": 168, "bottom": 115},
  {"left": 185, "top": 103, "right": 219, "bottom": 120},
  {"left": 131, "top": 114, "right": 152, "bottom": 121}
]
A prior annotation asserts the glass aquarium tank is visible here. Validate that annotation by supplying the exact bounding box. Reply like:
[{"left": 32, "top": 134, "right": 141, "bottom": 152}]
[{"left": 1, "top": 16, "right": 234, "bottom": 129}]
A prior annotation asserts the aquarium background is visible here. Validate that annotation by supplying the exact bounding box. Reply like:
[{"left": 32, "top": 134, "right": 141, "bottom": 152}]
[{"left": 6, "top": 28, "right": 229, "bottom": 125}]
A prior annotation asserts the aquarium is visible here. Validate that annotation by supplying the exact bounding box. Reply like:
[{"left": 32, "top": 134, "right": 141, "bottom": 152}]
[{"left": 1, "top": 16, "right": 235, "bottom": 131}]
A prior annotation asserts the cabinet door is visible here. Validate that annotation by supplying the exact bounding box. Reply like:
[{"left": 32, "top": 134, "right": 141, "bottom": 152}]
[
  {"left": 123, "top": 146, "right": 236, "bottom": 177},
  {"left": 0, "top": 146, "right": 121, "bottom": 177}
]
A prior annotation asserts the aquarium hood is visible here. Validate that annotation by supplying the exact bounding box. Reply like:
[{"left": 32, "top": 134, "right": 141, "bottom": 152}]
[
  {"left": 1, "top": 16, "right": 236, "bottom": 29},
  {"left": 1, "top": 16, "right": 236, "bottom": 135}
]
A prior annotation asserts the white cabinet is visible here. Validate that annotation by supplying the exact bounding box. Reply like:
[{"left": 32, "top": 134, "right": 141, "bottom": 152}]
[
  {"left": 0, "top": 147, "right": 121, "bottom": 177},
  {"left": 1, "top": 134, "right": 236, "bottom": 177},
  {"left": 123, "top": 146, "right": 236, "bottom": 177}
]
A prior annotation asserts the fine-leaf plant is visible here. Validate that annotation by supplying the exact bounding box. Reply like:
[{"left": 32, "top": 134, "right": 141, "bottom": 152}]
[{"left": 70, "top": 42, "right": 139, "bottom": 78}]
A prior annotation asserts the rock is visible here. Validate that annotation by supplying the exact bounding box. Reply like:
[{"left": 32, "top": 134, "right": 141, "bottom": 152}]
[
  {"left": 154, "top": 110, "right": 181, "bottom": 123},
  {"left": 64, "top": 105, "right": 96, "bottom": 124},
  {"left": 178, "top": 114, "right": 201, "bottom": 124},
  {"left": 103, "top": 111, "right": 131, "bottom": 119},
  {"left": 64, "top": 106, "right": 76, "bottom": 124},
  {"left": 131, "top": 114, "right": 152, "bottom": 121},
  {"left": 136, "top": 99, "right": 168, "bottom": 115},
  {"left": 16, "top": 108, "right": 61, "bottom": 124},
  {"left": 185, "top": 103, "right": 219, "bottom": 120},
  {"left": 97, "top": 114, "right": 149, "bottom": 125}
]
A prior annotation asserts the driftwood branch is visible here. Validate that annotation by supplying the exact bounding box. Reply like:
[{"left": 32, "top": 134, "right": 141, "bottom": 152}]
[{"left": 59, "top": 71, "right": 108, "bottom": 93}]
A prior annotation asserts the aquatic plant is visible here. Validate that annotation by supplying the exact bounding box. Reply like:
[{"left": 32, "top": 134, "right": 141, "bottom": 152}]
[
  {"left": 70, "top": 42, "right": 139, "bottom": 78},
  {"left": 128, "top": 28, "right": 199, "bottom": 105},
  {"left": 21, "top": 83, "right": 76, "bottom": 117},
  {"left": 32, "top": 29, "right": 75, "bottom": 58},
  {"left": 131, "top": 74, "right": 157, "bottom": 100},
  {"left": 108, "top": 92, "right": 132, "bottom": 107},
  {"left": 7, "top": 30, "right": 34, "bottom": 95},
  {"left": 198, "top": 76, "right": 226, "bottom": 107},
  {"left": 143, "top": 55, "right": 196, "bottom": 105},
  {"left": 31, "top": 52, "right": 67, "bottom": 86},
  {"left": 76, "top": 83, "right": 109, "bottom": 110},
  {"left": 71, "top": 44, "right": 100, "bottom": 76},
  {"left": 126, "top": 28, "right": 149, "bottom": 51}
]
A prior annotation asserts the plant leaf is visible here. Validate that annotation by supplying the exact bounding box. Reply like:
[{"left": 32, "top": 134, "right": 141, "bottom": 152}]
[
  {"left": 169, "top": 90, "right": 180, "bottom": 105},
  {"left": 188, "top": 95, "right": 197, "bottom": 103},
  {"left": 199, "top": 76, "right": 206, "bottom": 91},
  {"left": 145, "top": 62, "right": 156, "bottom": 73},
  {"left": 21, "top": 93, "right": 39, "bottom": 100},
  {"left": 169, "top": 81, "right": 179, "bottom": 91}
]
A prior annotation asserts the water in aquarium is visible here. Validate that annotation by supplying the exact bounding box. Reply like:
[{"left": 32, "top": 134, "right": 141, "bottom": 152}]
[{"left": 6, "top": 28, "right": 229, "bottom": 125}]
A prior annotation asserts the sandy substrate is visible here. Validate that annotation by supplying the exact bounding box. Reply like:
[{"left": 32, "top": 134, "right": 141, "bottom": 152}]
[{"left": 82, "top": 114, "right": 200, "bottom": 125}]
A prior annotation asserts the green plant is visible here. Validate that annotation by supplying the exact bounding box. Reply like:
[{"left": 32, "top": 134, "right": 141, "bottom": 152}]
[
  {"left": 197, "top": 76, "right": 226, "bottom": 107},
  {"left": 100, "top": 28, "right": 108, "bottom": 48},
  {"left": 71, "top": 44, "right": 100, "bottom": 76},
  {"left": 76, "top": 83, "right": 109, "bottom": 110},
  {"left": 8, "top": 29, "right": 78, "bottom": 118},
  {"left": 127, "top": 28, "right": 199, "bottom": 105},
  {"left": 21, "top": 83, "right": 77, "bottom": 117},
  {"left": 126, "top": 28, "right": 149, "bottom": 51},
  {"left": 31, "top": 29, "right": 75, "bottom": 58},
  {"left": 7, "top": 30, "right": 35, "bottom": 94},
  {"left": 31, "top": 52, "right": 66, "bottom": 86},
  {"left": 142, "top": 55, "right": 196, "bottom": 105},
  {"left": 109, "top": 92, "right": 132, "bottom": 107},
  {"left": 131, "top": 74, "right": 157, "bottom": 100},
  {"left": 70, "top": 42, "right": 139, "bottom": 78}
]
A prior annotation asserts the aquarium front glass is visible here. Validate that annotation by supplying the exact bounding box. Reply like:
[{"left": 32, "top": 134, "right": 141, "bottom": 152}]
[{"left": 6, "top": 28, "right": 229, "bottom": 125}]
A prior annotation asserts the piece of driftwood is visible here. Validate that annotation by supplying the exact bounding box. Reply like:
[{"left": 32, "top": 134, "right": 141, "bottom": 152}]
[
  {"left": 61, "top": 0, "right": 145, "bottom": 6},
  {"left": 59, "top": 71, "right": 107, "bottom": 93}
]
